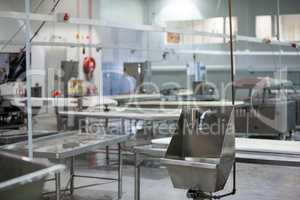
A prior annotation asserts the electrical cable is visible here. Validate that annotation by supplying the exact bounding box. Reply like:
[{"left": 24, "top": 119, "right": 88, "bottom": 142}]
[
  {"left": 0, "top": 0, "right": 47, "bottom": 51},
  {"left": 22, "top": 0, "right": 62, "bottom": 51},
  {"left": 2, "top": 0, "right": 62, "bottom": 83}
]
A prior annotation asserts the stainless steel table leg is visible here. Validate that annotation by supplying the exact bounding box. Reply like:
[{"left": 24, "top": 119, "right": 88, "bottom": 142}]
[
  {"left": 105, "top": 118, "right": 109, "bottom": 134},
  {"left": 118, "top": 143, "right": 123, "bottom": 199},
  {"left": 105, "top": 118, "right": 110, "bottom": 166},
  {"left": 70, "top": 156, "right": 75, "bottom": 195},
  {"left": 106, "top": 146, "right": 110, "bottom": 166},
  {"left": 130, "top": 120, "right": 132, "bottom": 133},
  {"left": 134, "top": 152, "right": 141, "bottom": 200},
  {"left": 55, "top": 172, "right": 61, "bottom": 200},
  {"left": 151, "top": 121, "right": 154, "bottom": 139},
  {"left": 246, "top": 107, "right": 249, "bottom": 137},
  {"left": 121, "top": 118, "right": 125, "bottom": 134},
  {"left": 143, "top": 120, "right": 148, "bottom": 137}
]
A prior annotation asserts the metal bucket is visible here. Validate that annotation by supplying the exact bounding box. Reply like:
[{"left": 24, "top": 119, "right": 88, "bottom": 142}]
[
  {"left": 162, "top": 108, "right": 235, "bottom": 194},
  {"left": 0, "top": 151, "right": 64, "bottom": 200}
]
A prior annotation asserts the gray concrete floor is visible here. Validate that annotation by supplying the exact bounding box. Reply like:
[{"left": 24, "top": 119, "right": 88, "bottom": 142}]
[{"left": 44, "top": 154, "right": 300, "bottom": 200}]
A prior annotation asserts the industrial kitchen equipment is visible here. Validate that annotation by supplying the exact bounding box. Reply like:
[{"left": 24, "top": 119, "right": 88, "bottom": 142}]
[
  {"left": 162, "top": 108, "right": 236, "bottom": 200},
  {"left": 234, "top": 77, "right": 296, "bottom": 138},
  {"left": 0, "top": 82, "right": 42, "bottom": 129},
  {"left": 0, "top": 151, "right": 64, "bottom": 200},
  {"left": 0, "top": 53, "right": 42, "bottom": 129}
]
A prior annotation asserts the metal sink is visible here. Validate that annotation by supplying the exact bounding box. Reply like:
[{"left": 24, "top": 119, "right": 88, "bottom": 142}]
[
  {"left": 162, "top": 108, "right": 235, "bottom": 194},
  {"left": 0, "top": 151, "right": 64, "bottom": 200}
]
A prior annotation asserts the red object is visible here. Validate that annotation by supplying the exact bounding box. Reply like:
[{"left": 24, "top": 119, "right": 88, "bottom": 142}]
[
  {"left": 51, "top": 90, "right": 61, "bottom": 97},
  {"left": 63, "top": 13, "right": 70, "bottom": 21},
  {"left": 83, "top": 56, "right": 96, "bottom": 74}
]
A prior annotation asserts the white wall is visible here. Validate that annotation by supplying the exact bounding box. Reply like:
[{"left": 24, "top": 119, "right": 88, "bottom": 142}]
[
  {"left": 99, "top": 0, "right": 145, "bottom": 24},
  {"left": 143, "top": 0, "right": 300, "bottom": 92}
]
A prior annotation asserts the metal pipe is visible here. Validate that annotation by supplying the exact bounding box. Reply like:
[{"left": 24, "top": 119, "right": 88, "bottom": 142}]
[
  {"left": 121, "top": 118, "right": 125, "bottom": 134},
  {"left": 72, "top": 182, "right": 116, "bottom": 190},
  {"left": 228, "top": 0, "right": 237, "bottom": 197},
  {"left": 134, "top": 153, "right": 141, "bottom": 200},
  {"left": 276, "top": 0, "right": 281, "bottom": 40},
  {"left": 211, "top": 161, "right": 237, "bottom": 199},
  {"left": 228, "top": 0, "right": 235, "bottom": 106},
  {"left": 25, "top": 0, "right": 33, "bottom": 159},
  {"left": 73, "top": 175, "right": 118, "bottom": 181},
  {"left": 106, "top": 146, "right": 110, "bottom": 166},
  {"left": 24, "top": 0, "right": 62, "bottom": 160},
  {"left": 55, "top": 172, "right": 61, "bottom": 200},
  {"left": 246, "top": 108, "right": 249, "bottom": 136},
  {"left": 199, "top": 110, "right": 212, "bottom": 131},
  {"left": 118, "top": 143, "right": 123, "bottom": 199},
  {"left": 233, "top": 161, "right": 236, "bottom": 194},
  {"left": 70, "top": 157, "right": 75, "bottom": 195}
]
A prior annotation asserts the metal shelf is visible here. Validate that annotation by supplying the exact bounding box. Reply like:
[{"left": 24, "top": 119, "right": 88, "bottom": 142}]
[
  {"left": 0, "top": 39, "right": 299, "bottom": 57},
  {"left": 0, "top": 11, "right": 299, "bottom": 48}
]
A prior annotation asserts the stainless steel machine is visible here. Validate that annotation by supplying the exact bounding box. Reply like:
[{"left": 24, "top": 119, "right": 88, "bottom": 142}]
[
  {"left": 160, "top": 84, "right": 218, "bottom": 102},
  {"left": 235, "top": 78, "right": 296, "bottom": 138},
  {"left": 0, "top": 82, "right": 42, "bottom": 129},
  {"left": 162, "top": 108, "right": 236, "bottom": 200}
]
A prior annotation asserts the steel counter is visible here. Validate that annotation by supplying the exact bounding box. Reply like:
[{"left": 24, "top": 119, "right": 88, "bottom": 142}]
[{"left": 2, "top": 132, "right": 130, "bottom": 200}]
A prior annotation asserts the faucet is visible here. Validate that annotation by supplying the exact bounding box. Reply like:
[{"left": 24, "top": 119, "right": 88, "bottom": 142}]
[{"left": 199, "top": 110, "right": 213, "bottom": 131}]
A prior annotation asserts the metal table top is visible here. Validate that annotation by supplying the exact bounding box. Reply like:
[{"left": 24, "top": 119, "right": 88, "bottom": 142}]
[
  {"left": 127, "top": 100, "right": 245, "bottom": 109},
  {"left": 109, "top": 94, "right": 161, "bottom": 101},
  {"left": 2, "top": 132, "right": 129, "bottom": 160},
  {"left": 59, "top": 108, "right": 181, "bottom": 121},
  {"left": 0, "top": 130, "right": 58, "bottom": 145},
  {"left": 134, "top": 142, "right": 300, "bottom": 167},
  {"left": 9, "top": 96, "right": 117, "bottom": 108},
  {"left": 151, "top": 137, "right": 300, "bottom": 155}
]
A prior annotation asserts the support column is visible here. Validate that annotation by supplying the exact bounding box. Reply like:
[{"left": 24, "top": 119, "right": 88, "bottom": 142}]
[
  {"left": 55, "top": 172, "right": 61, "bottom": 200},
  {"left": 118, "top": 143, "right": 123, "bottom": 199}
]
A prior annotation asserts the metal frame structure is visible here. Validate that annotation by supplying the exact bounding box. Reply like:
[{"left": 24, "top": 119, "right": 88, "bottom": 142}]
[
  {"left": 24, "top": 0, "right": 33, "bottom": 159},
  {"left": 46, "top": 143, "right": 123, "bottom": 200},
  {"left": 2, "top": 132, "right": 129, "bottom": 200},
  {"left": 0, "top": 10, "right": 298, "bottom": 48},
  {"left": 57, "top": 108, "right": 181, "bottom": 138},
  {"left": 57, "top": 108, "right": 181, "bottom": 166},
  {"left": 58, "top": 108, "right": 181, "bottom": 122}
]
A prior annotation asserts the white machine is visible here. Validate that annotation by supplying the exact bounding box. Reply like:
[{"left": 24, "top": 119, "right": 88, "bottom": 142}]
[{"left": 0, "top": 82, "right": 42, "bottom": 128}]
